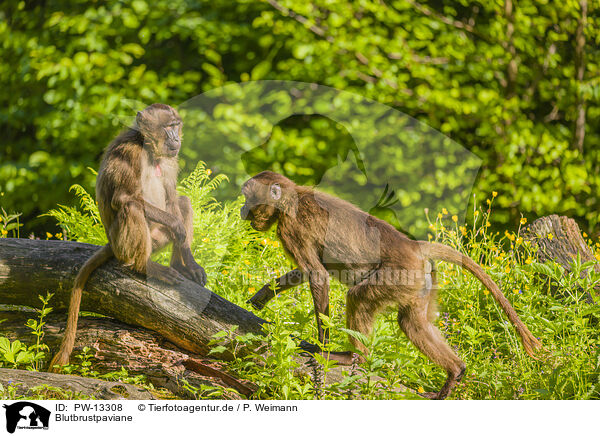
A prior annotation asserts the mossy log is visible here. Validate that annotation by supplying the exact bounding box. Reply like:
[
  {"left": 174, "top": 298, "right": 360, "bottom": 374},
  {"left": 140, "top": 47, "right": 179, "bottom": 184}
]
[{"left": 0, "top": 368, "right": 155, "bottom": 400}]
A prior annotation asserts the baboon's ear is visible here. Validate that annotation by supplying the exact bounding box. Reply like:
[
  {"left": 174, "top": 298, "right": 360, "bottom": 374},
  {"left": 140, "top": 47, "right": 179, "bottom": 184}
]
[
  {"left": 270, "top": 183, "right": 281, "bottom": 201},
  {"left": 135, "top": 111, "right": 145, "bottom": 130},
  {"left": 136, "top": 110, "right": 151, "bottom": 129}
]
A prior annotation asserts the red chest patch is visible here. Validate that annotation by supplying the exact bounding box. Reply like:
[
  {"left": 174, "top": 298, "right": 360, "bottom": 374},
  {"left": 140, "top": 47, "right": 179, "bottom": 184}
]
[{"left": 155, "top": 164, "right": 162, "bottom": 177}]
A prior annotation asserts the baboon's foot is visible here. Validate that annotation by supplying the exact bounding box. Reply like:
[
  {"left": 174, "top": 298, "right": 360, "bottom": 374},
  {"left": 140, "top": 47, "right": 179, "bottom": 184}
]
[
  {"left": 172, "top": 260, "right": 207, "bottom": 286},
  {"left": 147, "top": 262, "right": 184, "bottom": 285}
]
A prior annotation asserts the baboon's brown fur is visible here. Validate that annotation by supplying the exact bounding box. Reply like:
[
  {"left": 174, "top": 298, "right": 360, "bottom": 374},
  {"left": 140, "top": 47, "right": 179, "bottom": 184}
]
[
  {"left": 49, "top": 104, "right": 206, "bottom": 371},
  {"left": 242, "top": 171, "right": 542, "bottom": 399}
]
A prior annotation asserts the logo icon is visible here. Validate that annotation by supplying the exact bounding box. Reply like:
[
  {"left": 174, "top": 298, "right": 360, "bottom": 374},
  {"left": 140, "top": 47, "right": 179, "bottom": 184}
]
[{"left": 3, "top": 402, "right": 50, "bottom": 433}]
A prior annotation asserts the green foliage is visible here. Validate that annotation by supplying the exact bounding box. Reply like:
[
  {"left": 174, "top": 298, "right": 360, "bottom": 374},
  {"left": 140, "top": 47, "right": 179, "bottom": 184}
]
[
  {"left": 44, "top": 182, "right": 107, "bottom": 245},
  {"left": 0, "top": 292, "right": 53, "bottom": 370},
  {"left": 1, "top": 0, "right": 599, "bottom": 235},
  {"left": 0, "top": 208, "right": 22, "bottom": 238},
  {"left": 25, "top": 292, "right": 53, "bottom": 371},
  {"left": 0, "top": 382, "right": 94, "bottom": 401}
]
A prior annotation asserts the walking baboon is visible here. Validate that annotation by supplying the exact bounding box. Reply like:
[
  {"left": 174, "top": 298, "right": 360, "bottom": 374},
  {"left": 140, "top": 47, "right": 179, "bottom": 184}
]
[
  {"left": 49, "top": 103, "right": 206, "bottom": 371},
  {"left": 241, "top": 171, "right": 542, "bottom": 399}
]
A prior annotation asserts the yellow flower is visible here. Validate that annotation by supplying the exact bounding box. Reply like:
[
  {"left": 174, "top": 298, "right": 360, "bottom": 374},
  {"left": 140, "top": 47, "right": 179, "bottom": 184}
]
[
  {"left": 248, "top": 287, "right": 256, "bottom": 293},
  {"left": 244, "top": 259, "right": 251, "bottom": 265},
  {"left": 46, "top": 232, "right": 53, "bottom": 239},
  {"left": 0, "top": 216, "right": 3, "bottom": 222},
  {"left": 525, "top": 257, "right": 533, "bottom": 264},
  {"left": 486, "top": 199, "right": 491, "bottom": 205},
  {"left": 474, "top": 210, "right": 479, "bottom": 217},
  {"left": 261, "top": 238, "right": 268, "bottom": 245},
  {"left": 516, "top": 237, "right": 523, "bottom": 245},
  {"left": 242, "top": 240, "right": 249, "bottom": 245},
  {"left": 222, "top": 270, "right": 229, "bottom": 275},
  {"left": 486, "top": 221, "right": 491, "bottom": 227},
  {"left": 206, "top": 169, "right": 212, "bottom": 175},
  {"left": 437, "top": 213, "right": 443, "bottom": 219},
  {"left": 582, "top": 232, "right": 587, "bottom": 238},
  {"left": 504, "top": 265, "right": 510, "bottom": 273},
  {"left": 442, "top": 208, "right": 448, "bottom": 215},
  {"left": 520, "top": 217, "right": 527, "bottom": 225},
  {"left": 459, "top": 226, "right": 467, "bottom": 236},
  {"left": 1, "top": 229, "right": 7, "bottom": 236},
  {"left": 492, "top": 191, "right": 498, "bottom": 197},
  {"left": 202, "top": 237, "right": 210, "bottom": 243},
  {"left": 483, "top": 289, "right": 489, "bottom": 296},
  {"left": 55, "top": 232, "right": 63, "bottom": 239},
  {"left": 512, "top": 289, "right": 519, "bottom": 294},
  {"left": 272, "top": 241, "right": 280, "bottom": 248},
  {"left": 452, "top": 215, "right": 458, "bottom": 222},
  {"left": 547, "top": 233, "right": 554, "bottom": 240},
  {"left": 417, "top": 386, "right": 425, "bottom": 394}
]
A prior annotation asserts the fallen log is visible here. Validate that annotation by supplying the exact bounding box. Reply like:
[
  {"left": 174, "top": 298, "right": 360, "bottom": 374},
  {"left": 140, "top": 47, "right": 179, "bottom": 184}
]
[
  {"left": 0, "top": 311, "right": 253, "bottom": 399},
  {"left": 0, "top": 368, "right": 155, "bottom": 400},
  {"left": 0, "top": 238, "right": 266, "bottom": 358}
]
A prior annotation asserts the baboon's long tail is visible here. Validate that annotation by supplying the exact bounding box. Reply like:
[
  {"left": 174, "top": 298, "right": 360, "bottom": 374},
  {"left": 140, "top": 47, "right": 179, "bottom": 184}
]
[
  {"left": 418, "top": 241, "right": 542, "bottom": 358},
  {"left": 49, "top": 244, "right": 113, "bottom": 372}
]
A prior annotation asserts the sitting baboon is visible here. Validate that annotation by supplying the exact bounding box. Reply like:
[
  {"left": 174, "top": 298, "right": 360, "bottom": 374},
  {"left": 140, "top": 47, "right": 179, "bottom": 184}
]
[{"left": 49, "top": 103, "right": 206, "bottom": 371}]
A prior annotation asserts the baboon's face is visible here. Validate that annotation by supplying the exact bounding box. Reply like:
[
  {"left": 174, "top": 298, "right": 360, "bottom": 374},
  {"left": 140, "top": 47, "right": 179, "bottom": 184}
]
[
  {"left": 240, "top": 179, "right": 281, "bottom": 232},
  {"left": 136, "top": 105, "right": 182, "bottom": 158}
]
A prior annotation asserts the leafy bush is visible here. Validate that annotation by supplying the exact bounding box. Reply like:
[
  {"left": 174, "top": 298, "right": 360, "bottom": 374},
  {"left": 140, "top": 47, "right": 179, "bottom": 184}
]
[{"left": 2, "top": 1, "right": 599, "bottom": 236}]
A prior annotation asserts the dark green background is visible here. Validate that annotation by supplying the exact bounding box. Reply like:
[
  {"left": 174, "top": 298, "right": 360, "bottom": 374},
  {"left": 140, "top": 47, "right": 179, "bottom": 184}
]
[{"left": 1, "top": 0, "right": 598, "bottom": 235}]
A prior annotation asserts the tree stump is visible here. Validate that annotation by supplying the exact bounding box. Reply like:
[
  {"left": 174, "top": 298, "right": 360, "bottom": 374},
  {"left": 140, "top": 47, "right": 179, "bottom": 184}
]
[
  {"left": 522, "top": 214, "right": 598, "bottom": 273},
  {"left": 522, "top": 214, "right": 599, "bottom": 297}
]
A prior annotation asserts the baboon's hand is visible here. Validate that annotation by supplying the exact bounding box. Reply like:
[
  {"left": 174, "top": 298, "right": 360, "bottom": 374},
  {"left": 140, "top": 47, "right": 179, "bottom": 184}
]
[
  {"left": 171, "top": 220, "right": 187, "bottom": 244},
  {"left": 187, "top": 261, "right": 207, "bottom": 286}
]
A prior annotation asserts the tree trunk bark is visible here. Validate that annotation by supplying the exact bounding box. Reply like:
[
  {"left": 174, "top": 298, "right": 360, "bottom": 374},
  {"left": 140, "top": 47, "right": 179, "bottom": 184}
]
[
  {"left": 522, "top": 215, "right": 598, "bottom": 298},
  {"left": 522, "top": 215, "right": 597, "bottom": 273},
  {"left": 574, "top": 0, "right": 588, "bottom": 154},
  {"left": 504, "top": 0, "right": 517, "bottom": 98},
  {"left": 0, "top": 368, "right": 156, "bottom": 400}
]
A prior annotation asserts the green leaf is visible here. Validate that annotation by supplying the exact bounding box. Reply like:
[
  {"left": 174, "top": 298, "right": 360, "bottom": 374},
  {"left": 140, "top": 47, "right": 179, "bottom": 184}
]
[{"left": 251, "top": 60, "right": 271, "bottom": 80}]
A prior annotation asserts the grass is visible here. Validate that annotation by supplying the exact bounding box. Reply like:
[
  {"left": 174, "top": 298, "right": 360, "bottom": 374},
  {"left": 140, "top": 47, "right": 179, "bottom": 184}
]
[{"left": 7, "top": 163, "right": 599, "bottom": 399}]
